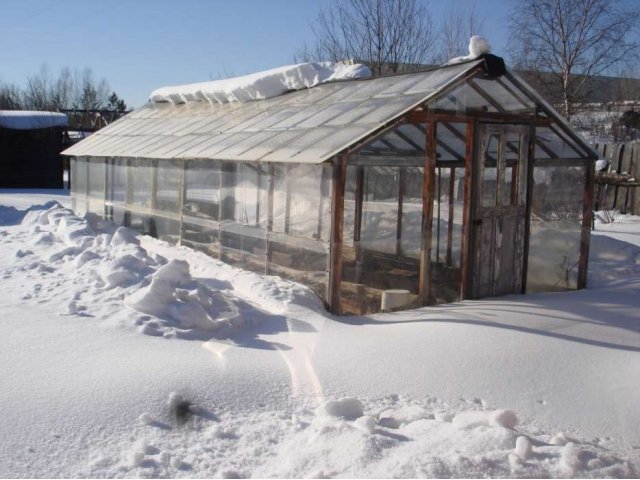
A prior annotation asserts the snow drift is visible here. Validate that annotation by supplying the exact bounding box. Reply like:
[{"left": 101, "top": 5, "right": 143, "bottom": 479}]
[
  {"left": 149, "top": 62, "right": 372, "bottom": 104},
  {"left": 15, "top": 203, "right": 253, "bottom": 339}
]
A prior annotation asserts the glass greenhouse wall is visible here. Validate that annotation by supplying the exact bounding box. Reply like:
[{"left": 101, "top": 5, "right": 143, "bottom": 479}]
[
  {"left": 71, "top": 157, "right": 331, "bottom": 301},
  {"left": 67, "top": 61, "right": 596, "bottom": 315}
]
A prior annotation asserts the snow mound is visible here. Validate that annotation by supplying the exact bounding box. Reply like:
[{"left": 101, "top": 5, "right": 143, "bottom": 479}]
[
  {"left": 9, "top": 202, "right": 253, "bottom": 340},
  {"left": 447, "top": 35, "right": 492, "bottom": 65},
  {"left": 126, "top": 260, "right": 244, "bottom": 337},
  {"left": 149, "top": 61, "right": 371, "bottom": 104}
]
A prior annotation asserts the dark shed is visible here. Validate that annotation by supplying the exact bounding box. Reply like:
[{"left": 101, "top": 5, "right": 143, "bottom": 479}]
[{"left": 0, "top": 111, "right": 68, "bottom": 188}]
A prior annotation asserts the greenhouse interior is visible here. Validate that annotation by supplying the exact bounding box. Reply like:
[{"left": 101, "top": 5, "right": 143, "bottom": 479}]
[{"left": 65, "top": 56, "right": 596, "bottom": 315}]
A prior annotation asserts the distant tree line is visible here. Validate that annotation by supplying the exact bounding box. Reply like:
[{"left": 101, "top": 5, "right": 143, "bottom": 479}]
[
  {"left": 297, "top": 0, "right": 639, "bottom": 120},
  {"left": 0, "top": 65, "right": 127, "bottom": 113}
]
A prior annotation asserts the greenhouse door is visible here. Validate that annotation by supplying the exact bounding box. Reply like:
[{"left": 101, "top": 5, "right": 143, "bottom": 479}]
[{"left": 471, "top": 124, "right": 528, "bottom": 298}]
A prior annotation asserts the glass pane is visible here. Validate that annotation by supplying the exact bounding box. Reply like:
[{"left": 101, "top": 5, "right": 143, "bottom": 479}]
[
  {"left": 482, "top": 134, "right": 499, "bottom": 207},
  {"left": 184, "top": 159, "right": 221, "bottom": 221},
  {"left": 527, "top": 165, "right": 586, "bottom": 292},
  {"left": 130, "top": 159, "right": 153, "bottom": 209},
  {"left": 502, "top": 133, "right": 523, "bottom": 207},
  {"left": 71, "top": 157, "right": 87, "bottom": 215},
  {"left": 400, "top": 166, "right": 423, "bottom": 258},
  {"left": 360, "top": 166, "right": 399, "bottom": 254},
  {"left": 87, "top": 158, "right": 105, "bottom": 215},
  {"left": 155, "top": 159, "right": 181, "bottom": 214}
]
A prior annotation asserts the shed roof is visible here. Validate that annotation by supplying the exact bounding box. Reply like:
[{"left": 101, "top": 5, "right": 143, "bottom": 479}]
[
  {"left": 62, "top": 60, "right": 484, "bottom": 163},
  {"left": 0, "top": 111, "right": 68, "bottom": 130}
]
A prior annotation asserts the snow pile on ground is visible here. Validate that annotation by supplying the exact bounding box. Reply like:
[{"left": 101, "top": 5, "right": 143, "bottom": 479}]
[
  {"left": 84, "top": 394, "right": 634, "bottom": 478},
  {"left": 447, "top": 35, "right": 491, "bottom": 65},
  {"left": 1, "top": 194, "right": 639, "bottom": 478},
  {"left": 5, "top": 202, "right": 255, "bottom": 339},
  {"left": 0, "top": 110, "right": 68, "bottom": 129},
  {"left": 149, "top": 62, "right": 372, "bottom": 104}
]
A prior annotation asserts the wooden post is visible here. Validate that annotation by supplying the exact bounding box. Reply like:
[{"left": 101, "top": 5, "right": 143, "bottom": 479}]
[
  {"left": 419, "top": 120, "right": 437, "bottom": 306},
  {"left": 446, "top": 167, "right": 455, "bottom": 266},
  {"left": 178, "top": 159, "right": 186, "bottom": 246},
  {"left": 328, "top": 154, "right": 347, "bottom": 314},
  {"left": 578, "top": 160, "right": 594, "bottom": 289},
  {"left": 316, "top": 165, "right": 330, "bottom": 240},
  {"left": 124, "top": 158, "right": 134, "bottom": 227},
  {"left": 396, "top": 167, "right": 405, "bottom": 256},
  {"left": 521, "top": 121, "right": 537, "bottom": 293},
  {"left": 459, "top": 121, "right": 475, "bottom": 300},
  {"left": 354, "top": 165, "right": 364, "bottom": 283},
  {"left": 284, "top": 165, "right": 292, "bottom": 234},
  {"left": 265, "top": 163, "right": 275, "bottom": 275}
]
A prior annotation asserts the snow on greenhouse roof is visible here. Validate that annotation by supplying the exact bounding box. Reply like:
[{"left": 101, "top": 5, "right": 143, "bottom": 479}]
[
  {"left": 63, "top": 61, "right": 485, "bottom": 163},
  {"left": 149, "top": 62, "right": 372, "bottom": 104},
  {"left": 0, "top": 111, "right": 68, "bottom": 130}
]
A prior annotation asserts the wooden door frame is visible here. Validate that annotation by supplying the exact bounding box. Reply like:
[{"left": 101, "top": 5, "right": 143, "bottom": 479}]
[{"left": 468, "top": 122, "right": 530, "bottom": 299}]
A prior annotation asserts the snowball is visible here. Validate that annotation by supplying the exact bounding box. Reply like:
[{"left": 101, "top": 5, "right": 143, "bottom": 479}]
[
  {"left": 560, "top": 442, "right": 584, "bottom": 475},
  {"left": 138, "top": 413, "right": 152, "bottom": 425},
  {"left": 468, "top": 35, "right": 491, "bottom": 57},
  {"left": 550, "top": 431, "right": 569, "bottom": 446},
  {"left": 489, "top": 409, "right": 518, "bottom": 429},
  {"left": 150, "top": 61, "right": 371, "bottom": 105},
  {"left": 167, "top": 391, "right": 184, "bottom": 409},
  {"left": 514, "top": 435, "right": 533, "bottom": 460},
  {"left": 315, "top": 398, "right": 364, "bottom": 420},
  {"left": 353, "top": 415, "right": 377, "bottom": 434}
]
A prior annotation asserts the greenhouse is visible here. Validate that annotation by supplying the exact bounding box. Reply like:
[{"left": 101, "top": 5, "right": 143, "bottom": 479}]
[{"left": 63, "top": 55, "right": 596, "bottom": 315}]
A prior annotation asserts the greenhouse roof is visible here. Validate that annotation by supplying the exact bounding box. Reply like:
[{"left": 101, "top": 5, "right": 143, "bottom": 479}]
[{"left": 62, "top": 59, "right": 597, "bottom": 163}]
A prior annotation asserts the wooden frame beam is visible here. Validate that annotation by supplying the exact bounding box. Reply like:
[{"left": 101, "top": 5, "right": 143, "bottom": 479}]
[
  {"left": 328, "top": 154, "right": 347, "bottom": 314},
  {"left": 419, "top": 119, "right": 437, "bottom": 305},
  {"left": 578, "top": 161, "right": 594, "bottom": 289},
  {"left": 459, "top": 121, "right": 475, "bottom": 300}
]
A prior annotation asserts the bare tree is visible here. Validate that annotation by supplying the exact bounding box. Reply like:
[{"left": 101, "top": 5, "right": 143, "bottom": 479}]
[
  {"left": 23, "top": 64, "right": 54, "bottom": 110},
  {"left": 434, "top": 4, "right": 485, "bottom": 64},
  {"left": 295, "top": 0, "right": 436, "bottom": 75},
  {"left": 0, "top": 82, "right": 23, "bottom": 110},
  {"left": 509, "top": 0, "right": 640, "bottom": 119}
]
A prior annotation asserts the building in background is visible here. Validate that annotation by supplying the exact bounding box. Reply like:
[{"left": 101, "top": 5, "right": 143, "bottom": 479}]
[{"left": 0, "top": 111, "right": 67, "bottom": 188}]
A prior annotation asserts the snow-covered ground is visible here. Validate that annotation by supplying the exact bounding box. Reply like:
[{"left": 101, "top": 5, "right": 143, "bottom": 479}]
[{"left": 0, "top": 189, "right": 639, "bottom": 478}]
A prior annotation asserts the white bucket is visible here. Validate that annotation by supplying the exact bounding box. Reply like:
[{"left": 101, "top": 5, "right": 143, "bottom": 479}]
[{"left": 381, "top": 289, "right": 412, "bottom": 312}]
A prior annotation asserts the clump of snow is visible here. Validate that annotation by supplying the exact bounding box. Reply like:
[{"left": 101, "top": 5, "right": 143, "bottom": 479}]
[
  {"left": 514, "top": 435, "right": 533, "bottom": 460},
  {"left": 447, "top": 35, "right": 492, "bottom": 64},
  {"left": 489, "top": 409, "right": 518, "bottom": 429},
  {"left": 0, "top": 110, "right": 68, "bottom": 130},
  {"left": 149, "top": 62, "right": 371, "bottom": 104},
  {"left": 315, "top": 398, "right": 364, "bottom": 420}
]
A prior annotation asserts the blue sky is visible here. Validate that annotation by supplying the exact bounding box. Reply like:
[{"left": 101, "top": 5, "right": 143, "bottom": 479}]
[{"left": 0, "top": 0, "right": 630, "bottom": 108}]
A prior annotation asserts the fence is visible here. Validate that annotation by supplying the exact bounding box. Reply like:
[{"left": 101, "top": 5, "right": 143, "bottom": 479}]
[{"left": 593, "top": 142, "right": 640, "bottom": 214}]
